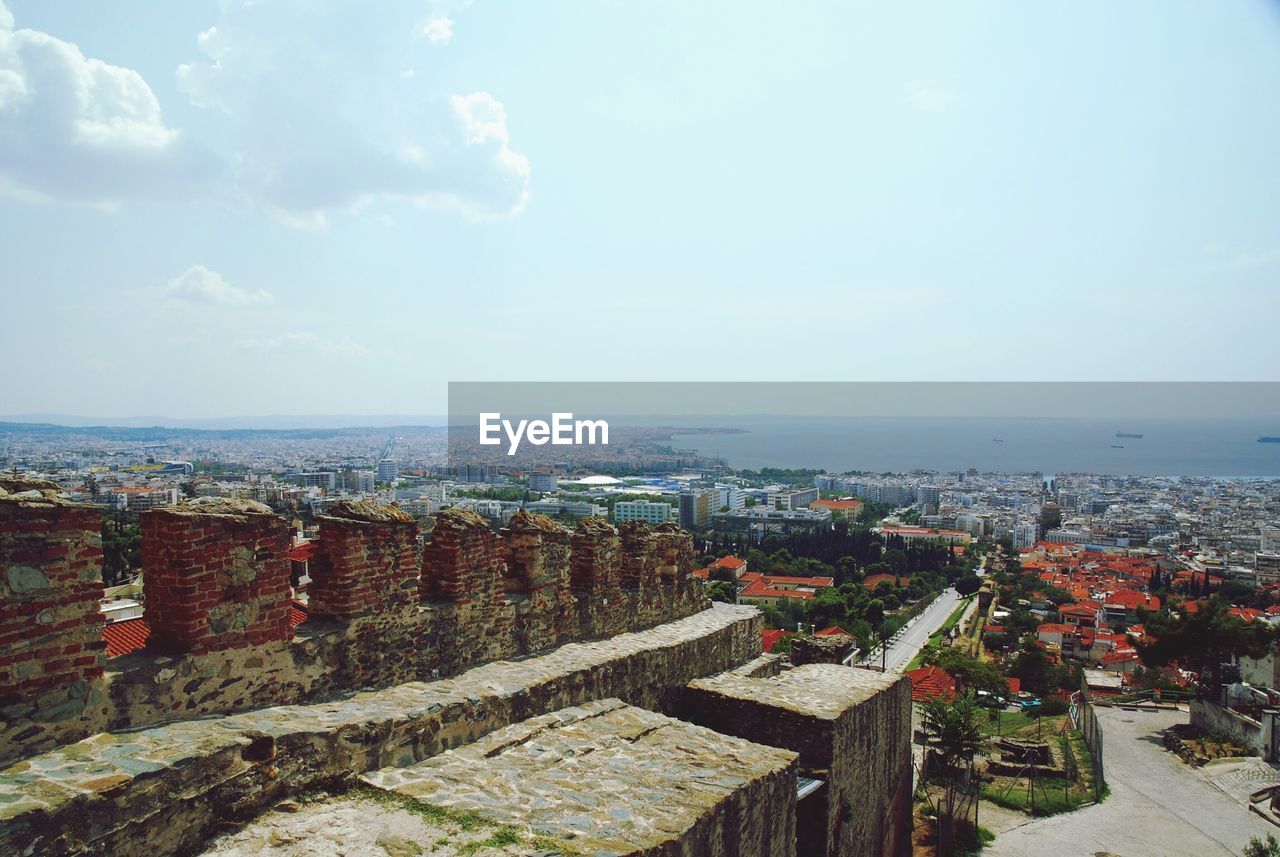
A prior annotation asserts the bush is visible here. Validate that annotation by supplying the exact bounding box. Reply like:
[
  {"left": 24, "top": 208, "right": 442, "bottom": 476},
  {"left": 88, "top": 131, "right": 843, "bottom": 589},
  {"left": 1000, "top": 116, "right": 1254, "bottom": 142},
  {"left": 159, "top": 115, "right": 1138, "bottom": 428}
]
[{"left": 1039, "top": 698, "right": 1069, "bottom": 717}]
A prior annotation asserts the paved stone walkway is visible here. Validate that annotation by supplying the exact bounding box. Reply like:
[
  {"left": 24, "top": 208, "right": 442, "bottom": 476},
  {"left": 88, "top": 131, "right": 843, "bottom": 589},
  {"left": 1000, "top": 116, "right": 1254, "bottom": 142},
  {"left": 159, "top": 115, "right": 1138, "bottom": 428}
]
[{"left": 986, "top": 706, "right": 1278, "bottom": 857}]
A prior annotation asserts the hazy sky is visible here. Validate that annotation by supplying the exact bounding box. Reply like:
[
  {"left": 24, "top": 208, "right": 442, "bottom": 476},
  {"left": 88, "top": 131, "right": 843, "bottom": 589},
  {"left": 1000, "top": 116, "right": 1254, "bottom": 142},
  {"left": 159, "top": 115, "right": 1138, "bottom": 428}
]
[{"left": 2, "top": 1, "right": 1278, "bottom": 419}]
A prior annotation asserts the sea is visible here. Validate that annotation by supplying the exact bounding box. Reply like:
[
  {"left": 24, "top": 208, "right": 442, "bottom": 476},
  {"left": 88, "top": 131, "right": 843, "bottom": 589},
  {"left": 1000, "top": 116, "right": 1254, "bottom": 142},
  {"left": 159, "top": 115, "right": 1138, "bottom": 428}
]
[{"left": 657, "top": 417, "right": 1280, "bottom": 477}]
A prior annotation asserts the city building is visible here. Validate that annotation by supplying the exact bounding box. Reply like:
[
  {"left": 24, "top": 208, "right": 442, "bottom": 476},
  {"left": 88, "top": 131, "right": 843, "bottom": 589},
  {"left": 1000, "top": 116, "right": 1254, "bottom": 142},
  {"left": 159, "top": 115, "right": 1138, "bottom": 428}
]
[
  {"left": 679, "top": 490, "right": 715, "bottom": 529},
  {"left": 613, "top": 499, "right": 674, "bottom": 525},
  {"left": 527, "top": 471, "right": 558, "bottom": 493},
  {"left": 766, "top": 487, "right": 818, "bottom": 511},
  {"left": 810, "top": 499, "right": 863, "bottom": 521},
  {"left": 376, "top": 459, "right": 400, "bottom": 483}
]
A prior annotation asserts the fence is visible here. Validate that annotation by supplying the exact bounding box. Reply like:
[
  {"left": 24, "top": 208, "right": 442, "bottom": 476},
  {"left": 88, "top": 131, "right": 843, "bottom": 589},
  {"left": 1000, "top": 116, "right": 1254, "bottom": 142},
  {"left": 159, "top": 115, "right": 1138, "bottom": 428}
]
[{"left": 1071, "top": 686, "right": 1106, "bottom": 802}]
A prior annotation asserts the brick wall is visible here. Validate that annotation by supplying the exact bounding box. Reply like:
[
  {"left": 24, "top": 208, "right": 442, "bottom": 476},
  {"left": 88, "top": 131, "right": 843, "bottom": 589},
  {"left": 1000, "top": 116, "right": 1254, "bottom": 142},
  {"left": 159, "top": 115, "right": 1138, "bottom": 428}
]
[
  {"left": 309, "top": 500, "right": 419, "bottom": 619},
  {"left": 140, "top": 498, "right": 292, "bottom": 655},
  {"left": 1, "top": 495, "right": 709, "bottom": 766},
  {"left": 570, "top": 517, "right": 628, "bottom": 637},
  {"left": 0, "top": 479, "right": 108, "bottom": 759}
]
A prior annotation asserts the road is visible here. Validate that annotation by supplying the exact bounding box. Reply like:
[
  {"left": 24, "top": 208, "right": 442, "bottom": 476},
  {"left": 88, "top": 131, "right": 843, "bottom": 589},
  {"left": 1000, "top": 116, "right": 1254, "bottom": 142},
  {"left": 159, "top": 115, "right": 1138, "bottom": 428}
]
[
  {"left": 863, "top": 587, "right": 962, "bottom": 673},
  {"left": 862, "top": 554, "right": 985, "bottom": 673},
  {"left": 985, "top": 705, "right": 1277, "bottom": 857}
]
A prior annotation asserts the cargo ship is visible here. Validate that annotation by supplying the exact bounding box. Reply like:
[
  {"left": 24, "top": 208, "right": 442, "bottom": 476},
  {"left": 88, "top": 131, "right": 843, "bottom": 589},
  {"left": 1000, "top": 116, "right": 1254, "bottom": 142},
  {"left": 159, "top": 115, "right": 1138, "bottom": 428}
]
[
  {"left": 1260, "top": 437, "right": 1280, "bottom": 444},
  {"left": 1115, "top": 431, "right": 1144, "bottom": 439}
]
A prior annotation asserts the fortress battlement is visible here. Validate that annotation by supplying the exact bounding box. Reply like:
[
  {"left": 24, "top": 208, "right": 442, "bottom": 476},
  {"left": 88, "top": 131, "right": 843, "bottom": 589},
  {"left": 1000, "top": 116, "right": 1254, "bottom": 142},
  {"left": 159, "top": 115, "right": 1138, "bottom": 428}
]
[{"left": 0, "top": 479, "right": 707, "bottom": 765}]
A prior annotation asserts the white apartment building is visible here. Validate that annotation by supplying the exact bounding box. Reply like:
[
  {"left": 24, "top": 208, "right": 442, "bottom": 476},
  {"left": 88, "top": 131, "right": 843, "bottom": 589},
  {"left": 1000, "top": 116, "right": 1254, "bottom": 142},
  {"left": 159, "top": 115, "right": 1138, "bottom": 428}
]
[{"left": 613, "top": 500, "right": 674, "bottom": 525}]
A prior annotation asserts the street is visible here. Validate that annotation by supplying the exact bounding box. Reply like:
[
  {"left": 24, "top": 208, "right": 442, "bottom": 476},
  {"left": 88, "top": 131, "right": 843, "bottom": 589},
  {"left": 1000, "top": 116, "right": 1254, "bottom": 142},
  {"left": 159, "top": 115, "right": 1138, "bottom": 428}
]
[
  {"left": 985, "top": 705, "right": 1277, "bottom": 857},
  {"left": 863, "top": 587, "right": 962, "bottom": 673}
]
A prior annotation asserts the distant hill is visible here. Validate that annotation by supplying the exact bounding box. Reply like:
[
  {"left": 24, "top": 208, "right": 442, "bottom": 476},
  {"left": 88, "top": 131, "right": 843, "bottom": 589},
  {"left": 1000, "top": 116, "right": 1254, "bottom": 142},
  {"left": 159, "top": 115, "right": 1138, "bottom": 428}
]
[
  {"left": 0, "top": 420, "right": 448, "bottom": 442},
  {"left": 0, "top": 414, "right": 447, "bottom": 431}
]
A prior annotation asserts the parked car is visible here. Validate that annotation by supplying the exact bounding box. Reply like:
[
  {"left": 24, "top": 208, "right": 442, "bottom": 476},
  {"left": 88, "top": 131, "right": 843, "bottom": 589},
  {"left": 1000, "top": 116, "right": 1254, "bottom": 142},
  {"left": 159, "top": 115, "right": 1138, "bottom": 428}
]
[
  {"left": 1018, "top": 697, "right": 1042, "bottom": 711},
  {"left": 976, "top": 689, "right": 1006, "bottom": 708}
]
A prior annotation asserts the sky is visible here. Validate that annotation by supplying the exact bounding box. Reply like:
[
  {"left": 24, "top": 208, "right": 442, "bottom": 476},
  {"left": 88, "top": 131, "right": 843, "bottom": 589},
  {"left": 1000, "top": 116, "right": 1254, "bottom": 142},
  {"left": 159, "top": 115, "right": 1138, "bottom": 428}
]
[{"left": 1, "top": 0, "right": 1278, "bottom": 421}]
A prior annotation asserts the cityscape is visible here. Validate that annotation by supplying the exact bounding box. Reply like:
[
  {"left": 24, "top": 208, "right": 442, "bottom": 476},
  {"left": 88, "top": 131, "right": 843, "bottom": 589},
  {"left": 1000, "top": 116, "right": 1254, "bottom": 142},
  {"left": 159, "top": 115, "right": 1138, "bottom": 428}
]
[
  {"left": 3, "top": 1, "right": 1279, "bottom": 856},
  {"left": 4, "top": 411, "right": 1280, "bottom": 854}
]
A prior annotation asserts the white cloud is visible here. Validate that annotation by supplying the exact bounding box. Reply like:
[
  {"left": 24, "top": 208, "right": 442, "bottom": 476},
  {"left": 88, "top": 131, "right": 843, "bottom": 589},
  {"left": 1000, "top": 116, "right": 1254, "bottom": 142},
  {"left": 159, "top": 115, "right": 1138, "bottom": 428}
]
[
  {"left": 1227, "top": 249, "right": 1280, "bottom": 270},
  {"left": 422, "top": 17, "right": 454, "bottom": 45},
  {"left": 237, "top": 332, "right": 373, "bottom": 358},
  {"left": 0, "top": 1, "right": 218, "bottom": 204},
  {"left": 176, "top": 0, "right": 529, "bottom": 225},
  {"left": 164, "top": 265, "right": 273, "bottom": 307},
  {"left": 908, "top": 85, "right": 960, "bottom": 113}
]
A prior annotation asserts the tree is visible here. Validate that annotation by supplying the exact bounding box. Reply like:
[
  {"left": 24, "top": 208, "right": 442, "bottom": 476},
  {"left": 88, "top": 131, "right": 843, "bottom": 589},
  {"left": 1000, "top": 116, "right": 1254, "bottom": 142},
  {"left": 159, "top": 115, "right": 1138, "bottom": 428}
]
[
  {"left": 1246, "top": 835, "right": 1280, "bottom": 857},
  {"left": 927, "top": 648, "right": 1009, "bottom": 698},
  {"left": 1009, "top": 639, "right": 1055, "bottom": 696},
  {"left": 1137, "top": 598, "right": 1277, "bottom": 693},
  {"left": 922, "top": 694, "right": 983, "bottom": 773},
  {"left": 707, "top": 581, "right": 737, "bottom": 603},
  {"left": 954, "top": 574, "right": 982, "bottom": 597}
]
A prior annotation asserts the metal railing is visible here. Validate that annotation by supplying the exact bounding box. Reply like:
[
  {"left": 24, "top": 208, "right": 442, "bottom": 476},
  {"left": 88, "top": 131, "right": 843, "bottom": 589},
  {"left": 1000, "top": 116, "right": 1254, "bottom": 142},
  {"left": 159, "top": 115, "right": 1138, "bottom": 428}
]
[{"left": 1070, "top": 684, "right": 1106, "bottom": 802}]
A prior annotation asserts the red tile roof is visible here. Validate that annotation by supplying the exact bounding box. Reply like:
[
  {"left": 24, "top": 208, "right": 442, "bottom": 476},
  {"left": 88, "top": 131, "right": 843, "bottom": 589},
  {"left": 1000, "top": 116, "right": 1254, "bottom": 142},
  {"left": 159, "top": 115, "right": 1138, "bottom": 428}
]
[
  {"left": 103, "top": 601, "right": 310, "bottom": 657},
  {"left": 816, "top": 625, "right": 855, "bottom": 638},
  {"left": 739, "top": 580, "right": 816, "bottom": 600},
  {"left": 762, "top": 629, "right": 796, "bottom": 653},
  {"left": 102, "top": 617, "right": 150, "bottom": 657},
  {"left": 906, "top": 665, "right": 957, "bottom": 702},
  {"left": 284, "top": 541, "right": 319, "bottom": 562},
  {"left": 711, "top": 555, "right": 746, "bottom": 570}
]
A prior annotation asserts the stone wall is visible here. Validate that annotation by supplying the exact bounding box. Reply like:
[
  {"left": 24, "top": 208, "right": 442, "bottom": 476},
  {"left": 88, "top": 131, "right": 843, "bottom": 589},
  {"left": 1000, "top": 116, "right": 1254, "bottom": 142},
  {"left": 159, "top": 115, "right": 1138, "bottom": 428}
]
[
  {"left": 0, "top": 483, "right": 709, "bottom": 766},
  {"left": 0, "top": 480, "right": 109, "bottom": 761},
  {"left": 1190, "top": 699, "right": 1265, "bottom": 755},
  {"left": 682, "top": 663, "right": 914, "bottom": 857},
  {"left": 0, "top": 604, "right": 763, "bottom": 857},
  {"left": 140, "top": 499, "right": 293, "bottom": 654},
  {"left": 364, "top": 698, "right": 799, "bottom": 857}
]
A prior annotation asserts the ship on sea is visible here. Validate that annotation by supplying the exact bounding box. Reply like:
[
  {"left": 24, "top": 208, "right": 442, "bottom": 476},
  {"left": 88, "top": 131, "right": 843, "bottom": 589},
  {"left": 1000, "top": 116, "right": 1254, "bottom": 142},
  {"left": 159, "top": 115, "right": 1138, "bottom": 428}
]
[
  {"left": 1260, "top": 437, "right": 1280, "bottom": 444},
  {"left": 1116, "top": 431, "right": 1144, "bottom": 439}
]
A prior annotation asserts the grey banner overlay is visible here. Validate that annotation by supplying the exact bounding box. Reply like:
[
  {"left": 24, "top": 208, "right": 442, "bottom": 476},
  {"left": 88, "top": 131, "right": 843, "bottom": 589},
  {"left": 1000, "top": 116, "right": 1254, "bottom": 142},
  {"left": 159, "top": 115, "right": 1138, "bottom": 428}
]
[{"left": 447, "top": 382, "right": 1280, "bottom": 476}]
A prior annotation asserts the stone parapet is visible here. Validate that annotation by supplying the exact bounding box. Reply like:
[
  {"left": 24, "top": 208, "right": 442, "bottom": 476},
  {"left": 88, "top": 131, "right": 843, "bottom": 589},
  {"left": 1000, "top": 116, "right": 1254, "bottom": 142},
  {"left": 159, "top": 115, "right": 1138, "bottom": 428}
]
[
  {"left": 1, "top": 499, "right": 710, "bottom": 766},
  {"left": 0, "top": 604, "right": 762, "bottom": 857},
  {"left": 0, "top": 479, "right": 108, "bottom": 761},
  {"left": 139, "top": 499, "right": 293, "bottom": 655},
  {"left": 308, "top": 500, "right": 419, "bottom": 619},
  {"left": 364, "top": 698, "right": 799, "bottom": 856},
  {"left": 684, "top": 663, "right": 914, "bottom": 857}
]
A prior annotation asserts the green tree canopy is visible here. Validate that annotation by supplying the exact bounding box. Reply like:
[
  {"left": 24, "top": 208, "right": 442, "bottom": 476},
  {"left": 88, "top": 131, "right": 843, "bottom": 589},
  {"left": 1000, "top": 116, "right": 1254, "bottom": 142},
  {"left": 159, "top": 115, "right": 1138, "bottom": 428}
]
[
  {"left": 922, "top": 694, "right": 983, "bottom": 773},
  {"left": 1137, "top": 598, "right": 1277, "bottom": 690}
]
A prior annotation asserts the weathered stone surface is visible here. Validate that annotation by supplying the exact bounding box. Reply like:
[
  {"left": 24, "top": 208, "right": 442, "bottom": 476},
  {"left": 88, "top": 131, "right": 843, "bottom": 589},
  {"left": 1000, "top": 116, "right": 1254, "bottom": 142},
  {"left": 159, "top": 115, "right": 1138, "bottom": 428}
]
[
  {"left": 140, "top": 504, "right": 293, "bottom": 655},
  {"left": 323, "top": 500, "right": 414, "bottom": 524},
  {"left": 2, "top": 496, "right": 708, "bottom": 767},
  {"left": 308, "top": 505, "right": 419, "bottom": 620},
  {"left": 0, "top": 486, "right": 108, "bottom": 763},
  {"left": 0, "top": 605, "right": 762, "bottom": 857},
  {"left": 199, "top": 791, "right": 547, "bottom": 856},
  {"left": 684, "top": 664, "right": 914, "bottom": 857},
  {"left": 166, "top": 497, "right": 275, "bottom": 516},
  {"left": 788, "top": 633, "right": 854, "bottom": 666},
  {"left": 364, "top": 698, "right": 798, "bottom": 856}
]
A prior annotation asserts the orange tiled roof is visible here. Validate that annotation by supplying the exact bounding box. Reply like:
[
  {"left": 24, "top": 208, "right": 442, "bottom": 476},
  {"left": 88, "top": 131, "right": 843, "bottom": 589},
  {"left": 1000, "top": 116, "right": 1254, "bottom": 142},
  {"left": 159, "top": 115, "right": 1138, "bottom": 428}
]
[
  {"left": 740, "top": 580, "right": 816, "bottom": 600},
  {"left": 103, "top": 601, "right": 310, "bottom": 657},
  {"left": 284, "top": 542, "right": 319, "bottom": 562},
  {"left": 906, "top": 665, "right": 957, "bottom": 702},
  {"left": 762, "top": 629, "right": 795, "bottom": 653}
]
